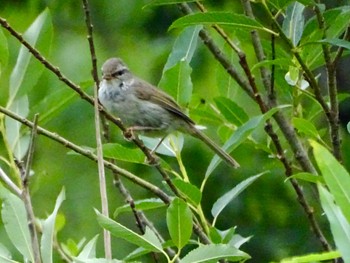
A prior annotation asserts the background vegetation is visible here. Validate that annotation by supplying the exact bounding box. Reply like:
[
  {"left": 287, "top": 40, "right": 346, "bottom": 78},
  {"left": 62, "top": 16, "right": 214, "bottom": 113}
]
[{"left": 0, "top": 0, "right": 350, "bottom": 262}]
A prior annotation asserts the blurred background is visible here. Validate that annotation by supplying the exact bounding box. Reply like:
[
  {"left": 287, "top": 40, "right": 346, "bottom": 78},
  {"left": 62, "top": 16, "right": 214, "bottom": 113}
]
[{"left": 1, "top": 0, "right": 349, "bottom": 262}]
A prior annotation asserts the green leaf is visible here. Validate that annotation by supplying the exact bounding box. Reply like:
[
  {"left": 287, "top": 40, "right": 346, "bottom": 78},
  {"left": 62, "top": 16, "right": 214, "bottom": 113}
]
[
  {"left": 73, "top": 258, "right": 121, "bottom": 263},
  {"left": 287, "top": 172, "right": 325, "bottom": 184},
  {"left": 206, "top": 106, "right": 283, "bottom": 176},
  {"left": 75, "top": 235, "right": 99, "bottom": 260},
  {"left": 172, "top": 179, "right": 202, "bottom": 207},
  {"left": 0, "top": 243, "right": 20, "bottom": 263},
  {"left": 0, "top": 28, "right": 9, "bottom": 75},
  {"left": 159, "top": 60, "right": 193, "bottom": 107},
  {"left": 318, "top": 38, "right": 350, "bottom": 50},
  {"left": 300, "top": 6, "right": 350, "bottom": 69},
  {"left": 170, "top": 12, "right": 277, "bottom": 35},
  {"left": 181, "top": 244, "right": 250, "bottom": 263},
  {"left": 292, "top": 117, "right": 321, "bottom": 139},
  {"left": 251, "top": 58, "right": 292, "bottom": 72},
  {"left": 282, "top": 1, "right": 305, "bottom": 46},
  {"left": 0, "top": 184, "right": 34, "bottom": 262},
  {"left": 123, "top": 247, "right": 149, "bottom": 262},
  {"left": 96, "top": 211, "right": 163, "bottom": 253},
  {"left": 113, "top": 198, "right": 166, "bottom": 218},
  {"left": 318, "top": 184, "right": 350, "bottom": 262},
  {"left": 166, "top": 198, "right": 192, "bottom": 249},
  {"left": 8, "top": 8, "right": 53, "bottom": 103},
  {"left": 311, "top": 140, "right": 350, "bottom": 223},
  {"left": 279, "top": 250, "right": 341, "bottom": 263},
  {"left": 31, "top": 81, "right": 92, "bottom": 125},
  {"left": 347, "top": 121, "right": 350, "bottom": 134},
  {"left": 40, "top": 188, "right": 66, "bottom": 263},
  {"left": 214, "top": 97, "right": 249, "bottom": 126},
  {"left": 102, "top": 143, "right": 145, "bottom": 163},
  {"left": 5, "top": 96, "right": 30, "bottom": 160},
  {"left": 144, "top": 0, "right": 198, "bottom": 8},
  {"left": 163, "top": 25, "right": 201, "bottom": 71},
  {"left": 211, "top": 173, "right": 265, "bottom": 222}
]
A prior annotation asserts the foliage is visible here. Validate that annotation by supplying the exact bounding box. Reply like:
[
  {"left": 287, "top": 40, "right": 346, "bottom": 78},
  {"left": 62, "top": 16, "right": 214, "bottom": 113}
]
[{"left": 0, "top": 0, "right": 350, "bottom": 262}]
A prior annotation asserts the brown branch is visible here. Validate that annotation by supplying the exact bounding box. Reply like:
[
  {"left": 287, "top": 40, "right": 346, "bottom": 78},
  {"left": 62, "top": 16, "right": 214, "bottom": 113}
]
[
  {"left": 20, "top": 114, "right": 42, "bottom": 263},
  {"left": 82, "top": 0, "right": 111, "bottom": 259},
  {"left": 314, "top": 4, "right": 341, "bottom": 162}
]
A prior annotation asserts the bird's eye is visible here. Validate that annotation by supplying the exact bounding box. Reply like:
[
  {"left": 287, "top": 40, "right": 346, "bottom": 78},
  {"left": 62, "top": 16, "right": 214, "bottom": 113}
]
[{"left": 112, "top": 69, "right": 126, "bottom": 78}]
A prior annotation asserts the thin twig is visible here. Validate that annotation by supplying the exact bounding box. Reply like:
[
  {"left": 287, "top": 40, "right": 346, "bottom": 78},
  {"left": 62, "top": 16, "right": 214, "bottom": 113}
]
[
  {"left": 20, "top": 114, "right": 42, "bottom": 263},
  {"left": 82, "top": 0, "right": 111, "bottom": 258},
  {"left": 0, "top": 105, "right": 171, "bottom": 203},
  {"left": 314, "top": 4, "right": 341, "bottom": 162},
  {"left": 0, "top": 15, "right": 181, "bottom": 200}
]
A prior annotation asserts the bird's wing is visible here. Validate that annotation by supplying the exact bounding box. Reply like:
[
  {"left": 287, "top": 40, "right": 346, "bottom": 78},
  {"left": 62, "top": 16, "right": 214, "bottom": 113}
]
[{"left": 134, "top": 79, "right": 195, "bottom": 125}]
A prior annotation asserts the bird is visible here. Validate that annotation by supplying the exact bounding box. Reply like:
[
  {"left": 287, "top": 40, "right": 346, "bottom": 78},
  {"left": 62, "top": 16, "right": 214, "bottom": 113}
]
[{"left": 98, "top": 57, "right": 239, "bottom": 168}]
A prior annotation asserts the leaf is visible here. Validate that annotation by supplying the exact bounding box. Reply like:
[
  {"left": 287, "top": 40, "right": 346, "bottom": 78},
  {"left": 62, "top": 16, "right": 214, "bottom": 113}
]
[
  {"left": 311, "top": 140, "right": 350, "bottom": 223},
  {"left": 0, "top": 243, "right": 20, "bottom": 263},
  {"left": 102, "top": 143, "right": 145, "bottom": 164},
  {"left": 318, "top": 184, "right": 350, "bottom": 262},
  {"left": 211, "top": 173, "right": 265, "bottom": 221},
  {"left": 114, "top": 198, "right": 166, "bottom": 218},
  {"left": 144, "top": 0, "right": 198, "bottom": 8},
  {"left": 5, "top": 96, "right": 30, "bottom": 160},
  {"left": 159, "top": 60, "right": 193, "bottom": 107},
  {"left": 214, "top": 97, "right": 249, "bottom": 126},
  {"left": 279, "top": 250, "right": 341, "bottom": 263},
  {"left": 181, "top": 244, "right": 250, "bottom": 263},
  {"left": 122, "top": 247, "right": 149, "bottom": 262},
  {"left": 75, "top": 235, "right": 99, "bottom": 260},
  {"left": 8, "top": 8, "right": 53, "bottom": 103},
  {"left": 170, "top": 12, "right": 277, "bottom": 35},
  {"left": 31, "top": 81, "right": 92, "bottom": 125},
  {"left": 300, "top": 6, "right": 350, "bottom": 69},
  {"left": 282, "top": 1, "right": 305, "bottom": 46},
  {"left": 163, "top": 25, "right": 201, "bottom": 71},
  {"left": 0, "top": 28, "right": 9, "bottom": 75},
  {"left": 206, "top": 106, "right": 283, "bottom": 177},
  {"left": 96, "top": 211, "right": 163, "bottom": 253},
  {"left": 292, "top": 117, "right": 321, "bottom": 139},
  {"left": 318, "top": 38, "right": 350, "bottom": 50},
  {"left": 40, "top": 188, "right": 66, "bottom": 263},
  {"left": 286, "top": 172, "right": 325, "bottom": 184},
  {"left": 347, "top": 121, "right": 350, "bottom": 134},
  {"left": 172, "top": 179, "right": 202, "bottom": 207},
  {"left": 167, "top": 198, "right": 193, "bottom": 249},
  {"left": 0, "top": 184, "right": 34, "bottom": 262}
]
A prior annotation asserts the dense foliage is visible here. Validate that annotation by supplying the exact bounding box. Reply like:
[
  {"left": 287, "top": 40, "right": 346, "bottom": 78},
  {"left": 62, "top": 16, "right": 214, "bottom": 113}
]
[{"left": 0, "top": 0, "right": 350, "bottom": 262}]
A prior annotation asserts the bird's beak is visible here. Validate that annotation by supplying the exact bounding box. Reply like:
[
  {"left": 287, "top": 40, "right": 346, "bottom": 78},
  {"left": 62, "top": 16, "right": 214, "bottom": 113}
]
[{"left": 102, "top": 73, "right": 112, "bottom": 80}]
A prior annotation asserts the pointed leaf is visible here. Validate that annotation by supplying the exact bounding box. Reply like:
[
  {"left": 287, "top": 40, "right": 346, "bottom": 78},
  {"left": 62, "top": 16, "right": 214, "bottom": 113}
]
[
  {"left": 287, "top": 172, "right": 325, "bottom": 184},
  {"left": 279, "top": 251, "right": 341, "bottom": 263},
  {"left": 96, "top": 211, "right": 163, "bottom": 253},
  {"left": 206, "top": 107, "right": 282, "bottom": 176},
  {"left": 172, "top": 179, "right": 202, "bottom": 207},
  {"left": 163, "top": 25, "right": 201, "bottom": 71},
  {"left": 0, "top": 184, "right": 34, "bottom": 261},
  {"left": 311, "top": 140, "right": 350, "bottom": 223},
  {"left": 5, "top": 96, "right": 30, "bottom": 160},
  {"left": 181, "top": 244, "right": 249, "bottom": 263},
  {"left": 41, "top": 188, "right": 66, "bottom": 263},
  {"left": 114, "top": 198, "right": 165, "bottom": 217},
  {"left": 159, "top": 60, "right": 193, "bottom": 107},
  {"left": 170, "top": 12, "right": 277, "bottom": 35},
  {"left": 214, "top": 97, "right": 249, "bottom": 126},
  {"left": 9, "top": 8, "right": 53, "bottom": 103},
  {"left": 102, "top": 143, "right": 145, "bottom": 163},
  {"left": 167, "top": 198, "right": 192, "bottom": 249},
  {"left": 211, "top": 173, "right": 265, "bottom": 220},
  {"left": 292, "top": 117, "right": 321, "bottom": 140},
  {"left": 282, "top": 2, "right": 305, "bottom": 46},
  {"left": 75, "top": 235, "right": 99, "bottom": 260},
  {"left": 319, "top": 184, "right": 350, "bottom": 262}
]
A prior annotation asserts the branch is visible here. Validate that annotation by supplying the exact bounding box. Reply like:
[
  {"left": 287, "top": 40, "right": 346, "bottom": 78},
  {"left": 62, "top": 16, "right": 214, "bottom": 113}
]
[
  {"left": 82, "top": 0, "right": 111, "bottom": 259},
  {"left": 20, "top": 114, "right": 42, "bottom": 263},
  {"left": 314, "top": 4, "right": 341, "bottom": 162}
]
